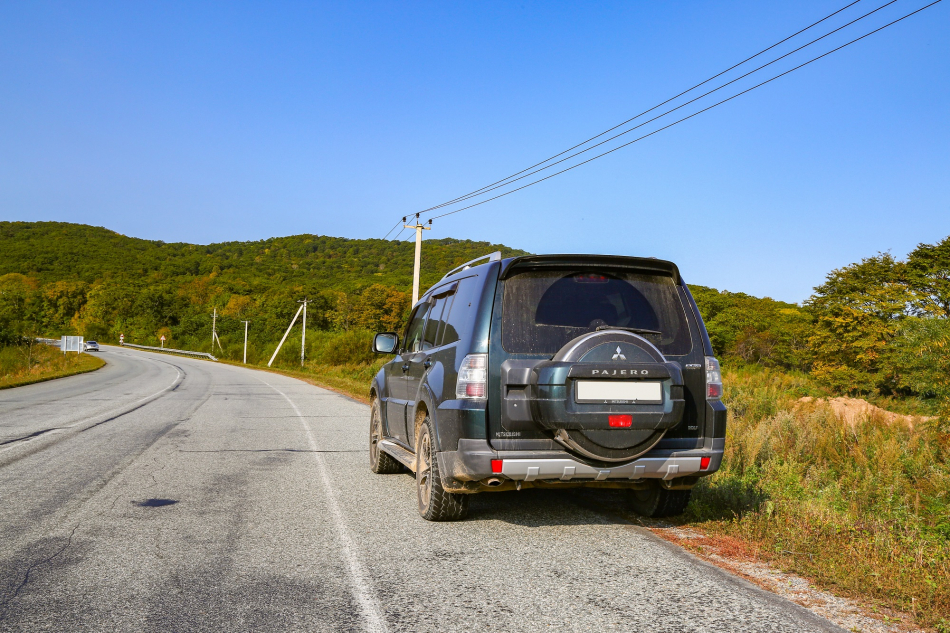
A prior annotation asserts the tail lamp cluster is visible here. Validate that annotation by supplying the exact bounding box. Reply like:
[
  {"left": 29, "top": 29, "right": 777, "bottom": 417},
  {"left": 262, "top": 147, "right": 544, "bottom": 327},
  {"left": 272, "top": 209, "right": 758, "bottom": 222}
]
[
  {"left": 456, "top": 354, "right": 488, "bottom": 399},
  {"left": 705, "top": 356, "right": 722, "bottom": 399}
]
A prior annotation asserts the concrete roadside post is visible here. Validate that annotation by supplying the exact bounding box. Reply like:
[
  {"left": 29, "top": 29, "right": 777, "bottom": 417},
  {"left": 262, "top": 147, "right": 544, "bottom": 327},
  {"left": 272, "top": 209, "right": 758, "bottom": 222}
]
[
  {"left": 297, "top": 299, "right": 309, "bottom": 367},
  {"left": 241, "top": 320, "right": 249, "bottom": 364}
]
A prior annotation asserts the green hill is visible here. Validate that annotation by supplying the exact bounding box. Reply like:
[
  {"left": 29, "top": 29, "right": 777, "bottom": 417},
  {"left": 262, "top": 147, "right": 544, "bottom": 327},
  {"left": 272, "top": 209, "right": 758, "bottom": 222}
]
[
  {"left": 0, "top": 221, "right": 527, "bottom": 291},
  {"left": 0, "top": 221, "right": 527, "bottom": 355},
  {"left": 0, "top": 221, "right": 813, "bottom": 370},
  {"left": 3, "top": 221, "right": 947, "bottom": 408}
]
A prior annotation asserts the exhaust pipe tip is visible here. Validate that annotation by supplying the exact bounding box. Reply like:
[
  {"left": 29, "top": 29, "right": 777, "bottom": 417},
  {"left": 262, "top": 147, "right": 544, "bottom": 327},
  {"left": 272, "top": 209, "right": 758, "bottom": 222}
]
[{"left": 484, "top": 477, "right": 503, "bottom": 487}]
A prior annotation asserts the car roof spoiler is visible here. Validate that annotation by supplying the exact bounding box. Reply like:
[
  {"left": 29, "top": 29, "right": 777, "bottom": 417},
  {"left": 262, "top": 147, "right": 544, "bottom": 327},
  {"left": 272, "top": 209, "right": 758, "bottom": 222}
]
[{"left": 499, "top": 254, "right": 682, "bottom": 284}]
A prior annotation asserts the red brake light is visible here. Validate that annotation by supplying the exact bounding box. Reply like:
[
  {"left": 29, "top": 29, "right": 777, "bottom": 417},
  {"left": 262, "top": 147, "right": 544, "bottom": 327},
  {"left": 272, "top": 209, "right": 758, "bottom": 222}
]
[
  {"left": 573, "top": 273, "right": 609, "bottom": 283},
  {"left": 700, "top": 456, "right": 711, "bottom": 470},
  {"left": 491, "top": 459, "right": 503, "bottom": 474},
  {"left": 466, "top": 383, "right": 486, "bottom": 398},
  {"left": 706, "top": 383, "right": 723, "bottom": 399},
  {"left": 608, "top": 414, "right": 632, "bottom": 428}
]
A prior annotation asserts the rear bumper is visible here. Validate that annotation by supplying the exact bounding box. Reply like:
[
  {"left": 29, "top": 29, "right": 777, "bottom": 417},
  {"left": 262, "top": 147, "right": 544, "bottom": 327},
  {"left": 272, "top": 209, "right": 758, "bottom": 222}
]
[
  {"left": 500, "top": 455, "right": 712, "bottom": 481},
  {"left": 440, "top": 438, "right": 723, "bottom": 485}
]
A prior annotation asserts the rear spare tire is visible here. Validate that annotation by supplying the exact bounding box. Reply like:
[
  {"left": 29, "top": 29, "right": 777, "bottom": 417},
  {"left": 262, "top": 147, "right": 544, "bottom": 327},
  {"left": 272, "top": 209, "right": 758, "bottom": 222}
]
[{"left": 529, "top": 330, "right": 686, "bottom": 462}]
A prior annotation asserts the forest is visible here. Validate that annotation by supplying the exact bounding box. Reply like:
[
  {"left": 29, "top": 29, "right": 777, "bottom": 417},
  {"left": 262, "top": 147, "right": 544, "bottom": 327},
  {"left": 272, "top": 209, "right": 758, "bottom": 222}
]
[
  {"left": 0, "top": 221, "right": 526, "bottom": 362},
  {"left": 1, "top": 221, "right": 948, "bottom": 409}
]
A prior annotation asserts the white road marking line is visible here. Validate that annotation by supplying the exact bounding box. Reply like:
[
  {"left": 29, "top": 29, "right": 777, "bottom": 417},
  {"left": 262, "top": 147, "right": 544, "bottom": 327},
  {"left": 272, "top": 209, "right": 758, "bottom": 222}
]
[
  {"left": 260, "top": 378, "right": 388, "bottom": 633},
  {"left": 0, "top": 367, "right": 184, "bottom": 455}
]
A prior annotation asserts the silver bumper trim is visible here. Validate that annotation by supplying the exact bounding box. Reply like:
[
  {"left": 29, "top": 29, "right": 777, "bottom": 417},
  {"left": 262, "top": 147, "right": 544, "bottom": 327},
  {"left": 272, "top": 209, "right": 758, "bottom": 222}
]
[{"left": 499, "top": 456, "right": 705, "bottom": 481}]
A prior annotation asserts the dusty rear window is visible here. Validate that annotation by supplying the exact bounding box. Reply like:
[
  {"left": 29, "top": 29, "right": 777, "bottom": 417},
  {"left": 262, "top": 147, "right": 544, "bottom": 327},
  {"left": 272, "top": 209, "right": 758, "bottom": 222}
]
[{"left": 501, "top": 270, "right": 692, "bottom": 356}]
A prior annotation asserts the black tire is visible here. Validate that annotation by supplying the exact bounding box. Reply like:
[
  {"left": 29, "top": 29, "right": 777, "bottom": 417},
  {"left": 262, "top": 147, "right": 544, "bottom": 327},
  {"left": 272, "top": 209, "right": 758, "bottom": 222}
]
[
  {"left": 369, "top": 400, "right": 403, "bottom": 474},
  {"left": 416, "top": 416, "right": 468, "bottom": 521},
  {"left": 629, "top": 482, "right": 692, "bottom": 518}
]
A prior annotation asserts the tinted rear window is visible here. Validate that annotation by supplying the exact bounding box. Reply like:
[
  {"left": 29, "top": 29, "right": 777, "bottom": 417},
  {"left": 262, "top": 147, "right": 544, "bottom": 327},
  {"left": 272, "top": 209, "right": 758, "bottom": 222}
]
[{"left": 501, "top": 270, "right": 692, "bottom": 356}]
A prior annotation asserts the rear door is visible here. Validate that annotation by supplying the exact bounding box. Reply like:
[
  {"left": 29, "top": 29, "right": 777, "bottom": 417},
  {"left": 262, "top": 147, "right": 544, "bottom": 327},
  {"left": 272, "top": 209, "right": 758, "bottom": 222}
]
[
  {"left": 405, "top": 290, "right": 456, "bottom": 443},
  {"left": 488, "top": 265, "right": 695, "bottom": 456},
  {"left": 387, "top": 303, "right": 429, "bottom": 446}
]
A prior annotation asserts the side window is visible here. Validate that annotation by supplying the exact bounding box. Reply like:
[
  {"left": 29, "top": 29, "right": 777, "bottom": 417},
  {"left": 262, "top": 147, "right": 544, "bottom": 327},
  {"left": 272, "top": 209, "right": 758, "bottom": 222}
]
[
  {"left": 423, "top": 296, "right": 448, "bottom": 350},
  {"left": 403, "top": 303, "right": 430, "bottom": 353},
  {"left": 434, "top": 294, "right": 456, "bottom": 345},
  {"left": 441, "top": 277, "right": 478, "bottom": 346}
]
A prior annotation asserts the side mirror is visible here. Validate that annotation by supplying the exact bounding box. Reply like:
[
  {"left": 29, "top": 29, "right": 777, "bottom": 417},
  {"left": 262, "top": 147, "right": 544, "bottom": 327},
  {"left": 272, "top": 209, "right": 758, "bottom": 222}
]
[{"left": 373, "top": 332, "right": 399, "bottom": 354}]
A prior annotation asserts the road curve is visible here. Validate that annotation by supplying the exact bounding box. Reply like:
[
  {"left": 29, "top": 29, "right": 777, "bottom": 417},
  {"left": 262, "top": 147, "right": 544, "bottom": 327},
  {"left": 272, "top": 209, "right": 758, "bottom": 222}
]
[{"left": 0, "top": 347, "right": 844, "bottom": 632}]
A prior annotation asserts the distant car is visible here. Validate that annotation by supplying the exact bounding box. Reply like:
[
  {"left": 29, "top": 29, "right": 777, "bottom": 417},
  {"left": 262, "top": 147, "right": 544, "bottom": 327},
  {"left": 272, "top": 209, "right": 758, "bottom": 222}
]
[{"left": 83, "top": 341, "right": 100, "bottom": 352}]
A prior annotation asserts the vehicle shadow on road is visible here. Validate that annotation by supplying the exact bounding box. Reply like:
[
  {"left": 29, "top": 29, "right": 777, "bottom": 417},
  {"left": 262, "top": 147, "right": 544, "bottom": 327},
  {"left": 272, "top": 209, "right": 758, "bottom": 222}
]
[{"left": 463, "top": 487, "right": 643, "bottom": 527}]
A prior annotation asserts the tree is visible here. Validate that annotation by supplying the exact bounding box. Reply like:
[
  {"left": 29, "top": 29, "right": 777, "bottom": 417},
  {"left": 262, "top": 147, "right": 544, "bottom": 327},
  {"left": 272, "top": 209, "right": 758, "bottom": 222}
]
[
  {"left": 906, "top": 235, "right": 950, "bottom": 318},
  {"left": 887, "top": 318, "right": 950, "bottom": 402},
  {"left": 352, "top": 284, "right": 410, "bottom": 332},
  {"left": 806, "top": 253, "right": 909, "bottom": 393},
  {"left": 222, "top": 294, "right": 255, "bottom": 318},
  {"left": 689, "top": 286, "right": 812, "bottom": 369}
]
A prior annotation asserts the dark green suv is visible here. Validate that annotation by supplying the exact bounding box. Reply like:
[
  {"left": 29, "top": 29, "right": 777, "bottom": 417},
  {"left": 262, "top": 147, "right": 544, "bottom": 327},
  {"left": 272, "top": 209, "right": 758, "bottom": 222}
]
[{"left": 370, "top": 253, "right": 726, "bottom": 521}]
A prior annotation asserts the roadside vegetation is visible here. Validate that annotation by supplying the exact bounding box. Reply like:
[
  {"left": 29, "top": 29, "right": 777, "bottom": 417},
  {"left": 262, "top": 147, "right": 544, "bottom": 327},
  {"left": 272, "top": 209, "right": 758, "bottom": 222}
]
[
  {"left": 0, "top": 341, "right": 105, "bottom": 389},
  {"left": 3, "top": 220, "right": 949, "bottom": 628},
  {"left": 689, "top": 364, "right": 949, "bottom": 630}
]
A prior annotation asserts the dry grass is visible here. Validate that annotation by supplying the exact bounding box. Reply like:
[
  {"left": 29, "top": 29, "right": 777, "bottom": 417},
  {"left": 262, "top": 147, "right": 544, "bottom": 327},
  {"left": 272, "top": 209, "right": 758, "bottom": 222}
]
[
  {"left": 688, "top": 364, "right": 950, "bottom": 631},
  {"left": 0, "top": 343, "right": 105, "bottom": 389}
]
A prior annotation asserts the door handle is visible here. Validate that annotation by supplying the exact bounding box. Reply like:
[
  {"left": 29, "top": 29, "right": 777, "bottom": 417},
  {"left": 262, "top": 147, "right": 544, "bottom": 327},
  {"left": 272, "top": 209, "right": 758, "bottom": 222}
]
[
  {"left": 402, "top": 364, "right": 410, "bottom": 373},
  {"left": 423, "top": 359, "right": 431, "bottom": 369}
]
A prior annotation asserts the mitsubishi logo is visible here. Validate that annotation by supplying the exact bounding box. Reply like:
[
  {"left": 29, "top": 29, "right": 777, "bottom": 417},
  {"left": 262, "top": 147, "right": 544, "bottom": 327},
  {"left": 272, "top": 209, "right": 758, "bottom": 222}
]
[{"left": 612, "top": 346, "right": 626, "bottom": 361}]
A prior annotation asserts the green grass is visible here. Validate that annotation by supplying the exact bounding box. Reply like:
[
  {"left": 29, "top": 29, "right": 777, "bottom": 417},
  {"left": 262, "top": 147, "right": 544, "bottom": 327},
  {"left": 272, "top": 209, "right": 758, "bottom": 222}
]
[
  {"left": 688, "top": 363, "right": 950, "bottom": 630},
  {"left": 0, "top": 343, "right": 105, "bottom": 389}
]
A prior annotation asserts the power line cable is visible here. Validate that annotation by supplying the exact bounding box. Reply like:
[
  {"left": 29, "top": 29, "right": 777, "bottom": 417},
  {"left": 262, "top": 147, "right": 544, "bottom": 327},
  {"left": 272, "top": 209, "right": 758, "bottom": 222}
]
[
  {"left": 381, "top": 218, "right": 403, "bottom": 240},
  {"left": 420, "top": 0, "right": 898, "bottom": 219},
  {"left": 428, "top": 0, "right": 942, "bottom": 221},
  {"left": 407, "top": 0, "right": 866, "bottom": 219}
]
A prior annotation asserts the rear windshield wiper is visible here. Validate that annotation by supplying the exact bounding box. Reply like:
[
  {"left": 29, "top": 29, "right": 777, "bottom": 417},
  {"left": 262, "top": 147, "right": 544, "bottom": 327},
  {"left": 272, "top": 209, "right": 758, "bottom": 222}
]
[{"left": 595, "top": 325, "right": 663, "bottom": 336}]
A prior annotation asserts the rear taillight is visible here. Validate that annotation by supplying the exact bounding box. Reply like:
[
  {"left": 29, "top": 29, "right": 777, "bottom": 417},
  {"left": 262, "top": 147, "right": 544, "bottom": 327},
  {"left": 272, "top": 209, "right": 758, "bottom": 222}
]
[
  {"left": 608, "top": 414, "right": 632, "bottom": 428},
  {"left": 705, "top": 356, "right": 722, "bottom": 399},
  {"left": 700, "top": 456, "right": 711, "bottom": 470},
  {"left": 456, "top": 354, "right": 488, "bottom": 400},
  {"left": 491, "top": 459, "right": 503, "bottom": 473}
]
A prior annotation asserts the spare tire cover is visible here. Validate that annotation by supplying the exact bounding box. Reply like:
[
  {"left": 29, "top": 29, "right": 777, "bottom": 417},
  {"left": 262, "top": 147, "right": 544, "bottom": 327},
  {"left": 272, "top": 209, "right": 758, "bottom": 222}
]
[{"left": 541, "top": 330, "right": 681, "bottom": 462}]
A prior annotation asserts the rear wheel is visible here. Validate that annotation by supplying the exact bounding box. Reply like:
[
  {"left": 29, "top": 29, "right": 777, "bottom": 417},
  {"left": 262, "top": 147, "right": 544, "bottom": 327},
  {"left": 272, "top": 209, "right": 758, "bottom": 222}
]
[
  {"left": 369, "top": 400, "right": 403, "bottom": 474},
  {"left": 416, "top": 417, "right": 468, "bottom": 521},
  {"left": 629, "top": 482, "right": 692, "bottom": 518}
]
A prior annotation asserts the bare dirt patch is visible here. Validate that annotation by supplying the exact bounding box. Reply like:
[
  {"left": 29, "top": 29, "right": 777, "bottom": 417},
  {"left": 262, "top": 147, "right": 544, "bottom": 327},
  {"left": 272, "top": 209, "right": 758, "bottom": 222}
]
[{"left": 797, "top": 396, "right": 932, "bottom": 429}]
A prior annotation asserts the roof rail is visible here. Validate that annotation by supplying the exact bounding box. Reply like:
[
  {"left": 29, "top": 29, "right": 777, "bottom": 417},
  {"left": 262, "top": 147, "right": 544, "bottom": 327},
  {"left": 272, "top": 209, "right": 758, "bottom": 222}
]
[{"left": 441, "top": 251, "right": 502, "bottom": 280}]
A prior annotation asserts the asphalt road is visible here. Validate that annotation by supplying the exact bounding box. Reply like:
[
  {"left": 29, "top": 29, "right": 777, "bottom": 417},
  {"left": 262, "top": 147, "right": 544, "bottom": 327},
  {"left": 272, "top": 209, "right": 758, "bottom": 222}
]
[{"left": 0, "top": 347, "right": 845, "bottom": 632}]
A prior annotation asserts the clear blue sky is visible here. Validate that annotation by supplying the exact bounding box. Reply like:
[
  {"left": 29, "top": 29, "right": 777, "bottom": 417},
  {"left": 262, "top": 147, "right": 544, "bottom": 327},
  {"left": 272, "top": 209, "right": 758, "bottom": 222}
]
[{"left": 1, "top": 1, "right": 947, "bottom": 303}]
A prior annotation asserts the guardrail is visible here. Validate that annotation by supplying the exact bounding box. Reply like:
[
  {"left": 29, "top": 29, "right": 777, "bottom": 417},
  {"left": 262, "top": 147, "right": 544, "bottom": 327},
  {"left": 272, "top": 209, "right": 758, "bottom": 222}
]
[{"left": 121, "top": 342, "right": 217, "bottom": 361}]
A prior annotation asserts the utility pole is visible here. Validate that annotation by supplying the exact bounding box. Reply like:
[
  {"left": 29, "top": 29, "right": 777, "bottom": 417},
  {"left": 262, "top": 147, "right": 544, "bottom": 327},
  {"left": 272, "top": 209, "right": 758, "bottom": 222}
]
[
  {"left": 297, "top": 299, "right": 309, "bottom": 367},
  {"left": 404, "top": 214, "right": 432, "bottom": 305},
  {"left": 268, "top": 304, "right": 303, "bottom": 367},
  {"left": 241, "top": 320, "right": 249, "bottom": 364},
  {"left": 212, "top": 307, "right": 217, "bottom": 353}
]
